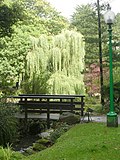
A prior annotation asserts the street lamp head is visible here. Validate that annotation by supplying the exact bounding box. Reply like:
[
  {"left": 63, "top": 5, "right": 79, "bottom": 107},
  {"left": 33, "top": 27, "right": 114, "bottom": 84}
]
[{"left": 104, "top": 4, "right": 115, "bottom": 24}]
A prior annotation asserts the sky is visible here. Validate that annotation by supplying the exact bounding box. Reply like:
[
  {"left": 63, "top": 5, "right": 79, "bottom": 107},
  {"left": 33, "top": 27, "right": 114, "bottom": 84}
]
[{"left": 46, "top": 0, "right": 120, "bottom": 19}]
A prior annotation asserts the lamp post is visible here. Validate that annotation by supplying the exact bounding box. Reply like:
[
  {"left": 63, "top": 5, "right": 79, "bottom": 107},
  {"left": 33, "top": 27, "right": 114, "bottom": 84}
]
[{"left": 104, "top": 5, "right": 118, "bottom": 127}]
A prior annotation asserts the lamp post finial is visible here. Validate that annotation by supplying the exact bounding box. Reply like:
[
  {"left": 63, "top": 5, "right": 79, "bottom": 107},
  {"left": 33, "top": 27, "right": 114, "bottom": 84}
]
[{"left": 107, "top": 3, "right": 111, "bottom": 10}]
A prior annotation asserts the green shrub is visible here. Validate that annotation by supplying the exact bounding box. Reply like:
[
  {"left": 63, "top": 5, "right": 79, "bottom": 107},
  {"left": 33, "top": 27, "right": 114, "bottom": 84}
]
[
  {"left": 0, "top": 144, "right": 24, "bottom": 160},
  {"left": 50, "top": 123, "right": 71, "bottom": 143},
  {"left": 0, "top": 103, "right": 18, "bottom": 146},
  {"left": 26, "top": 119, "right": 46, "bottom": 135},
  {"left": 103, "top": 82, "right": 120, "bottom": 113},
  {"left": 33, "top": 143, "right": 47, "bottom": 151}
]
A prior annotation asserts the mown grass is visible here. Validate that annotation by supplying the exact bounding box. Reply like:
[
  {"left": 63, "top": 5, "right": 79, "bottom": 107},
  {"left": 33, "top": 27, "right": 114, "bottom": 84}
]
[
  {"left": 24, "top": 122, "right": 120, "bottom": 160},
  {"left": 1, "top": 122, "right": 120, "bottom": 160}
]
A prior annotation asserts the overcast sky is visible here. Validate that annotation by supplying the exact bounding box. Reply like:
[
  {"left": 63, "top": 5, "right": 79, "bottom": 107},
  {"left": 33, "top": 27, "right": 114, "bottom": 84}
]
[{"left": 46, "top": 0, "right": 120, "bottom": 19}]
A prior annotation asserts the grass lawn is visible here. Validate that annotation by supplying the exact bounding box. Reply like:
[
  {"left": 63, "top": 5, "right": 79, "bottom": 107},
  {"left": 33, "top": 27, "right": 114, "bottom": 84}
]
[{"left": 24, "top": 122, "right": 120, "bottom": 160}]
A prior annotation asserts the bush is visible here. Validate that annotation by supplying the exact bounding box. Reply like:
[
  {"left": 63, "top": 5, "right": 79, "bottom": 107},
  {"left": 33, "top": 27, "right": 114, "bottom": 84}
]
[
  {"left": 103, "top": 82, "right": 120, "bottom": 113},
  {"left": 26, "top": 119, "right": 47, "bottom": 135},
  {"left": 0, "top": 145, "right": 24, "bottom": 160},
  {"left": 0, "top": 103, "right": 18, "bottom": 146},
  {"left": 33, "top": 143, "right": 47, "bottom": 151},
  {"left": 50, "top": 123, "right": 71, "bottom": 143}
]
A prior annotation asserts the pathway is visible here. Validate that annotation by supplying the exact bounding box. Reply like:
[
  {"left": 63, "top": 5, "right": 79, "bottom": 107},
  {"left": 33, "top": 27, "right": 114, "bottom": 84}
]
[
  {"left": 15, "top": 113, "right": 120, "bottom": 124},
  {"left": 89, "top": 115, "right": 120, "bottom": 124}
]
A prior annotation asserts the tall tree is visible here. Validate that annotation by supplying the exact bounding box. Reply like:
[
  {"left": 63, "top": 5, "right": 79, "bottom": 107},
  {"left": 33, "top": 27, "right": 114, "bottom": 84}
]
[
  {"left": 71, "top": 3, "right": 114, "bottom": 96},
  {"left": 0, "top": 0, "right": 25, "bottom": 37},
  {"left": 17, "top": 0, "right": 69, "bottom": 35},
  {"left": 0, "top": 0, "right": 69, "bottom": 93},
  {"left": 71, "top": 4, "right": 99, "bottom": 65}
]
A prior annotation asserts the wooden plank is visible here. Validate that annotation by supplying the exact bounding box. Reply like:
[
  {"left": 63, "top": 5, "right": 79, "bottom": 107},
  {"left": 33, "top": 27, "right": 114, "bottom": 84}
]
[
  {"left": 25, "top": 98, "right": 27, "bottom": 124},
  {"left": 47, "top": 99, "right": 50, "bottom": 129},
  {"left": 19, "top": 94, "right": 85, "bottom": 97},
  {"left": 21, "top": 106, "right": 75, "bottom": 110},
  {"left": 10, "top": 95, "right": 76, "bottom": 99},
  {"left": 20, "top": 110, "right": 75, "bottom": 114},
  {"left": 81, "top": 96, "right": 84, "bottom": 116},
  {"left": 19, "top": 101, "right": 76, "bottom": 104},
  {"left": 18, "top": 103, "right": 75, "bottom": 108}
]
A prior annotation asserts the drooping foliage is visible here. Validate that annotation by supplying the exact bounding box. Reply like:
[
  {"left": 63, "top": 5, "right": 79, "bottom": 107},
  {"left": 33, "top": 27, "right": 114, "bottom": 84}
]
[{"left": 24, "top": 30, "right": 85, "bottom": 94}]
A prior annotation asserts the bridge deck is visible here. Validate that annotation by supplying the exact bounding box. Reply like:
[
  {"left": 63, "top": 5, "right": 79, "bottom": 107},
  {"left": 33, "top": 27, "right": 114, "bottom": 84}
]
[{"left": 15, "top": 113, "right": 60, "bottom": 120}]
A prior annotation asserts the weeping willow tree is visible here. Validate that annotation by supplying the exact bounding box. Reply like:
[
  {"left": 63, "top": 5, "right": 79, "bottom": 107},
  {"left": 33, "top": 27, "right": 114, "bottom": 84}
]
[
  {"left": 24, "top": 30, "right": 85, "bottom": 94},
  {"left": 23, "top": 35, "right": 51, "bottom": 94}
]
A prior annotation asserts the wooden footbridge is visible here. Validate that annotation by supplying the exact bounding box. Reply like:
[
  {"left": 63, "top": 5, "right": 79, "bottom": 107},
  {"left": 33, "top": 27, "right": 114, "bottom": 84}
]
[{"left": 9, "top": 94, "right": 85, "bottom": 128}]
